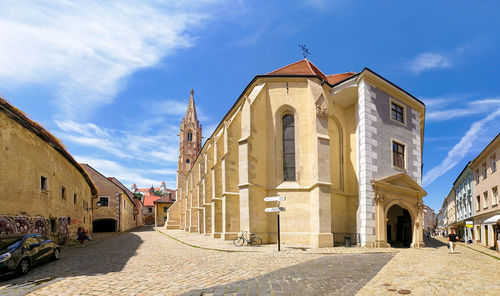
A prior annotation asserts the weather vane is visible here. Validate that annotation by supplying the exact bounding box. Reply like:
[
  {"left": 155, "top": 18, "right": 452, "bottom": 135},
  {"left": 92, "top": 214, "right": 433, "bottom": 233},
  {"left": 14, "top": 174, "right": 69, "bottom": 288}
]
[{"left": 298, "top": 44, "right": 310, "bottom": 59}]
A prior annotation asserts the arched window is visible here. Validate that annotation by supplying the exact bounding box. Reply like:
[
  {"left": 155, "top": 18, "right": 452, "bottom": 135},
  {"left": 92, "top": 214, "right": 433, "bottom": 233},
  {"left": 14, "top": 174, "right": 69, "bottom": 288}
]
[
  {"left": 187, "top": 132, "right": 193, "bottom": 142},
  {"left": 186, "top": 159, "right": 190, "bottom": 164},
  {"left": 282, "top": 114, "right": 295, "bottom": 181}
]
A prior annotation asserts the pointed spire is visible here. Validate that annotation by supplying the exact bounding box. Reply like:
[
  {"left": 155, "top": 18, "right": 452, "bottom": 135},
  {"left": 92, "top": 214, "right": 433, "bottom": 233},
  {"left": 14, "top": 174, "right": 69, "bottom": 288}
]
[{"left": 185, "top": 89, "right": 198, "bottom": 121}]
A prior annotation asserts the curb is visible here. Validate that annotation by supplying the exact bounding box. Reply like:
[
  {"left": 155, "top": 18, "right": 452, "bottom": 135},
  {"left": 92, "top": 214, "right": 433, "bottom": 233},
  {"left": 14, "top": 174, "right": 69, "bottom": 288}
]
[
  {"left": 154, "top": 227, "right": 254, "bottom": 253},
  {"left": 154, "top": 228, "right": 400, "bottom": 255}
]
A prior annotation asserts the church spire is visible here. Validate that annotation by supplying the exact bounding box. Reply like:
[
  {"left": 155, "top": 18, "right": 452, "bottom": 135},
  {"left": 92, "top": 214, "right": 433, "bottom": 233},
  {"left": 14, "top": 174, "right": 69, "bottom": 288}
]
[{"left": 177, "top": 89, "right": 202, "bottom": 188}]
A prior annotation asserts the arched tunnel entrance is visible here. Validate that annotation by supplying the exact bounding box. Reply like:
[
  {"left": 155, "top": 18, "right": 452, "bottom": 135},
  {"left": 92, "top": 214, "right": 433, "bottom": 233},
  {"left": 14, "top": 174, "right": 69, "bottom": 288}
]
[
  {"left": 93, "top": 219, "right": 117, "bottom": 232},
  {"left": 386, "top": 204, "right": 412, "bottom": 248}
]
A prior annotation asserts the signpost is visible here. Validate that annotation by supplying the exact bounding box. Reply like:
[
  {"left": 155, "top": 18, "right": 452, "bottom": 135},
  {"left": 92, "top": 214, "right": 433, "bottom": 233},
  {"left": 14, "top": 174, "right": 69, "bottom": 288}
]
[
  {"left": 465, "top": 221, "right": 473, "bottom": 228},
  {"left": 264, "top": 196, "right": 286, "bottom": 251}
]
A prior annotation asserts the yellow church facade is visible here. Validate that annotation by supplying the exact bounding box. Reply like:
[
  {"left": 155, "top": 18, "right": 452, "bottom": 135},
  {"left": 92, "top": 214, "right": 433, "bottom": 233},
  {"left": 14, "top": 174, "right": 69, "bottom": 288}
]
[{"left": 167, "top": 60, "right": 426, "bottom": 248}]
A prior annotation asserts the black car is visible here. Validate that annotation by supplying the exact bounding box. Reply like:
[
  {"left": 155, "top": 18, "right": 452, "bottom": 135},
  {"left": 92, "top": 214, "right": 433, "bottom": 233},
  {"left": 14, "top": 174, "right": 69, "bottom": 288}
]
[{"left": 0, "top": 233, "right": 60, "bottom": 275}]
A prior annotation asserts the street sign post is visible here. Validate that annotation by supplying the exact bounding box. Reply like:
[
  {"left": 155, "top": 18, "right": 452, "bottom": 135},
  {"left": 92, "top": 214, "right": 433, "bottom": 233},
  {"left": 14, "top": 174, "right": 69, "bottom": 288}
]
[{"left": 264, "top": 196, "right": 286, "bottom": 251}]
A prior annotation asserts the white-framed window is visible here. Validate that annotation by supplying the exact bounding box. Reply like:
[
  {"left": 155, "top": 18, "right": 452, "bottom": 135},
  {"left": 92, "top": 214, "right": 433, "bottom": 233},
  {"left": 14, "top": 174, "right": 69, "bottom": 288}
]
[
  {"left": 476, "top": 195, "right": 481, "bottom": 211},
  {"left": 483, "top": 163, "right": 487, "bottom": 179},
  {"left": 475, "top": 169, "right": 480, "bottom": 184},
  {"left": 390, "top": 100, "right": 405, "bottom": 124},
  {"left": 99, "top": 196, "right": 109, "bottom": 207},
  {"left": 483, "top": 191, "right": 488, "bottom": 209},
  {"left": 492, "top": 154, "right": 497, "bottom": 173},
  {"left": 392, "top": 140, "right": 405, "bottom": 169}
]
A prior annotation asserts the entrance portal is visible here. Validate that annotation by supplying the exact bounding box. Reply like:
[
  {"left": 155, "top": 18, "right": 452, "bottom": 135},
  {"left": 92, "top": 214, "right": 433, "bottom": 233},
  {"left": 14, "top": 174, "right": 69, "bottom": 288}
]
[
  {"left": 93, "top": 219, "right": 117, "bottom": 232},
  {"left": 387, "top": 204, "right": 412, "bottom": 248}
]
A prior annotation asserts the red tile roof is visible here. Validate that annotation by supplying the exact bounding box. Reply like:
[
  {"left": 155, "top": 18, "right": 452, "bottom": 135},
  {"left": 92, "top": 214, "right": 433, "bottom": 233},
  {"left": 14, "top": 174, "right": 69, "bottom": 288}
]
[
  {"left": 143, "top": 190, "right": 160, "bottom": 207},
  {"left": 137, "top": 187, "right": 159, "bottom": 192},
  {"left": 265, "top": 59, "right": 356, "bottom": 86}
]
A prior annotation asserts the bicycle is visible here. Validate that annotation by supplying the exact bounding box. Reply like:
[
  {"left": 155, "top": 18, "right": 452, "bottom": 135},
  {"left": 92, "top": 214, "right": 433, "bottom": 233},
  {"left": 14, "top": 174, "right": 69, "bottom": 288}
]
[{"left": 233, "top": 231, "right": 262, "bottom": 247}]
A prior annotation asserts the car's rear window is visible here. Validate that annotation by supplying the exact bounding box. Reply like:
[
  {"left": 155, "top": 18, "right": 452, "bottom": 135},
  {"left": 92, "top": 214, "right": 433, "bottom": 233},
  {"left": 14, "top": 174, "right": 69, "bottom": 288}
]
[{"left": 0, "top": 237, "right": 23, "bottom": 251}]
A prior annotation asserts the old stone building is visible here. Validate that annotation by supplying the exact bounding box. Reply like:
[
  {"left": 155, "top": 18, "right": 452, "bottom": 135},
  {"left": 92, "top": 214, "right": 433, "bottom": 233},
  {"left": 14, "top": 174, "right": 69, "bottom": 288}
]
[
  {"left": 81, "top": 163, "right": 141, "bottom": 232},
  {"left": 0, "top": 97, "right": 97, "bottom": 242},
  {"left": 167, "top": 60, "right": 426, "bottom": 248}
]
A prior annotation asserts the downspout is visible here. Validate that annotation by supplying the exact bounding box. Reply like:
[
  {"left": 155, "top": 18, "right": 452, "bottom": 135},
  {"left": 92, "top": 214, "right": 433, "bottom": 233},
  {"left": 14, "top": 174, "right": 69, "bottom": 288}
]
[{"left": 118, "top": 193, "right": 121, "bottom": 232}]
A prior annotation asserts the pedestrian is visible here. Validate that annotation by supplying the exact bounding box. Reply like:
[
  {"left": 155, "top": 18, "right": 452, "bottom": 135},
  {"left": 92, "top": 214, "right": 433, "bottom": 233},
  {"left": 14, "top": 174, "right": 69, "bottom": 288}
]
[
  {"left": 426, "top": 231, "right": 431, "bottom": 240},
  {"left": 77, "top": 227, "right": 89, "bottom": 247},
  {"left": 448, "top": 228, "right": 459, "bottom": 254},
  {"left": 496, "top": 219, "right": 500, "bottom": 253}
]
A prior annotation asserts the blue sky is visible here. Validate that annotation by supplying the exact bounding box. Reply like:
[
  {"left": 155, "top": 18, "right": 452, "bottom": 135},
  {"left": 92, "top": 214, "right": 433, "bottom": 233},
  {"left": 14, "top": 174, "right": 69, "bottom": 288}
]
[{"left": 1, "top": 0, "right": 499, "bottom": 212}]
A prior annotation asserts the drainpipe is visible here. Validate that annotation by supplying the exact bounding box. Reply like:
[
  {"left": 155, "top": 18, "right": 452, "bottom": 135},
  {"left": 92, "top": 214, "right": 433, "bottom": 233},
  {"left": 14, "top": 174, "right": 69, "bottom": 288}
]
[{"left": 118, "top": 193, "right": 121, "bottom": 232}]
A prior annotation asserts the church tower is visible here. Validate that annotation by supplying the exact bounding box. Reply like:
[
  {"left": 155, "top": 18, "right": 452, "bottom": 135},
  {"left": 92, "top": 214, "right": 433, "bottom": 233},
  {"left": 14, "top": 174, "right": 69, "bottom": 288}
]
[{"left": 177, "top": 89, "right": 202, "bottom": 188}]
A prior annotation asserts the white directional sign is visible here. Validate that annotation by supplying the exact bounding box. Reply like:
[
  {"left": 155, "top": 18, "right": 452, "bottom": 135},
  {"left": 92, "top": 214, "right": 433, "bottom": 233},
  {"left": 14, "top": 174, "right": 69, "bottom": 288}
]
[
  {"left": 265, "top": 207, "right": 286, "bottom": 213},
  {"left": 264, "top": 196, "right": 286, "bottom": 202}
]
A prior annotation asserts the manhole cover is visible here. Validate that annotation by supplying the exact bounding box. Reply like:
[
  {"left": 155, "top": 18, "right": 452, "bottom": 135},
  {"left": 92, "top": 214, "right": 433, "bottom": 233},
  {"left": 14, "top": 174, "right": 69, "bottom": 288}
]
[{"left": 398, "top": 290, "right": 411, "bottom": 294}]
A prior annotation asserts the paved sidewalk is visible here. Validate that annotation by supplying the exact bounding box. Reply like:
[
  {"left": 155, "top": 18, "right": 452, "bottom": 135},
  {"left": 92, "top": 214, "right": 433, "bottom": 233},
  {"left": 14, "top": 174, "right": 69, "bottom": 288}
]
[
  {"left": 157, "top": 228, "right": 399, "bottom": 255},
  {"left": 357, "top": 237, "right": 500, "bottom": 295}
]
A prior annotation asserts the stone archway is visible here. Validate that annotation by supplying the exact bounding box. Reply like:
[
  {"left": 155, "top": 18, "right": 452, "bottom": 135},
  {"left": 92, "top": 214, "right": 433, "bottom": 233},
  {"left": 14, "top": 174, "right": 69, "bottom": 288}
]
[
  {"left": 371, "top": 173, "right": 426, "bottom": 248},
  {"left": 386, "top": 204, "right": 413, "bottom": 247}
]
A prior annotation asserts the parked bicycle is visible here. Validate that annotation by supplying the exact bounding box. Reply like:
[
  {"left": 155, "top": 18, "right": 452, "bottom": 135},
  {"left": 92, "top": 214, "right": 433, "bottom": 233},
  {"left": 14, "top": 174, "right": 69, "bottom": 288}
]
[{"left": 233, "top": 231, "right": 262, "bottom": 247}]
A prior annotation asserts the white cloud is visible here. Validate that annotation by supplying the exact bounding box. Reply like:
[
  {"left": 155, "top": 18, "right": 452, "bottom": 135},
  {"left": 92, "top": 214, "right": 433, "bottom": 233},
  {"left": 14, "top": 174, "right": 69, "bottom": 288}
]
[
  {"left": 408, "top": 53, "right": 450, "bottom": 74},
  {"left": 426, "top": 96, "right": 500, "bottom": 121},
  {"left": 423, "top": 108, "right": 500, "bottom": 186},
  {"left": 0, "top": 0, "right": 215, "bottom": 118},
  {"left": 76, "top": 155, "right": 172, "bottom": 189}
]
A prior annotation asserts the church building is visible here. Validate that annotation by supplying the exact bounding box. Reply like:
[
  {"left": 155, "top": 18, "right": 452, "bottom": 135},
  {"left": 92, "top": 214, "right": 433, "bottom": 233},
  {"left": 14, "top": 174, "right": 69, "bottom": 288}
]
[{"left": 166, "top": 59, "right": 427, "bottom": 248}]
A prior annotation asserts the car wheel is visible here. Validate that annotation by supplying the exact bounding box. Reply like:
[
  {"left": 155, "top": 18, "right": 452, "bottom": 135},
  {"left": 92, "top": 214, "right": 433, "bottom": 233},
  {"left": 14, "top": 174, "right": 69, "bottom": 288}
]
[
  {"left": 17, "top": 258, "right": 30, "bottom": 275},
  {"left": 52, "top": 248, "right": 60, "bottom": 260}
]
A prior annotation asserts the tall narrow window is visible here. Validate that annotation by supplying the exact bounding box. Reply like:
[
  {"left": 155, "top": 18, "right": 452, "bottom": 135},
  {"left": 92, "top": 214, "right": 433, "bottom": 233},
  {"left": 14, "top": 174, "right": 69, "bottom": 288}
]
[
  {"left": 40, "top": 176, "right": 48, "bottom": 191},
  {"left": 73, "top": 193, "right": 77, "bottom": 204},
  {"left": 492, "top": 154, "right": 496, "bottom": 173},
  {"left": 482, "top": 163, "right": 487, "bottom": 179},
  {"left": 187, "top": 132, "right": 193, "bottom": 142},
  {"left": 282, "top": 114, "right": 295, "bottom": 181},
  {"left": 61, "top": 186, "right": 66, "bottom": 199},
  {"left": 391, "top": 101, "right": 404, "bottom": 123},
  {"left": 392, "top": 141, "right": 405, "bottom": 169}
]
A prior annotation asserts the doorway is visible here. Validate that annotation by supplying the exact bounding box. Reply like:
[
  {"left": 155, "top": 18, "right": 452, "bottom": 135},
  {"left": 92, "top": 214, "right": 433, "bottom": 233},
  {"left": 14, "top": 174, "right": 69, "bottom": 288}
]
[
  {"left": 93, "top": 219, "right": 117, "bottom": 232},
  {"left": 386, "top": 204, "right": 412, "bottom": 247}
]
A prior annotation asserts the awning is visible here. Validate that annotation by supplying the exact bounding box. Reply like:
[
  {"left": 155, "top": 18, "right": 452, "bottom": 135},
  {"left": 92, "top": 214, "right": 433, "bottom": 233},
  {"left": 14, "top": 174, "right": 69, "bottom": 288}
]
[{"left": 483, "top": 214, "right": 500, "bottom": 224}]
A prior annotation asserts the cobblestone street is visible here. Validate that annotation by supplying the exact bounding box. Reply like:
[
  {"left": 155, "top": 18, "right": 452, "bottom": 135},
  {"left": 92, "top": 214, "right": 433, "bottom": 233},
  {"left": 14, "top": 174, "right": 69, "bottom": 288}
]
[{"left": 0, "top": 227, "right": 499, "bottom": 296}]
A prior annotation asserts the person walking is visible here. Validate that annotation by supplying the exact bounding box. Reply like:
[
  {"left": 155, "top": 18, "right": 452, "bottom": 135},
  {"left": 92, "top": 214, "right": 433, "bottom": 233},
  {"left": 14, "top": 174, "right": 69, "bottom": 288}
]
[
  {"left": 448, "top": 228, "right": 459, "bottom": 254},
  {"left": 77, "top": 227, "right": 89, "bottom": 247}
]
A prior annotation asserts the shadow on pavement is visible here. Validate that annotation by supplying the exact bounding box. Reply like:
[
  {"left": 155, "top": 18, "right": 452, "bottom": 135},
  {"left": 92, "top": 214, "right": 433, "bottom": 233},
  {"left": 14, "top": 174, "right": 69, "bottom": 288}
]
[
  {"left": 425, "top": 237, "right": 448, "bottom": 248},
  {"left": 180, "top": 253, "right": 396, "bottom": 296},
  {"left": 0, "top": 226, "right": 149, "bottom": 286}
]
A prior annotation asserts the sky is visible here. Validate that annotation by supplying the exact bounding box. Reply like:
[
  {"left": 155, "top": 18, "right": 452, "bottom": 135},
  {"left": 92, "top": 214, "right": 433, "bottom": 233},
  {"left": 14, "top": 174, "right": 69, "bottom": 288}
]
[{"left": 1, "top": 0, "right": 500, "bottom": 212}]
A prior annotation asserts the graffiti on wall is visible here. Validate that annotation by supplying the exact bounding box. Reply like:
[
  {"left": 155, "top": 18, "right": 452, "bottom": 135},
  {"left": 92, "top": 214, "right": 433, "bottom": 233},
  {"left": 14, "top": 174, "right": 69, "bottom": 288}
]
[
  {"left": 0, "top": 216, "right": 50, "bottom": 237},
  {"left": 57, "top": 217, "right": 69, "bottom": 238}
]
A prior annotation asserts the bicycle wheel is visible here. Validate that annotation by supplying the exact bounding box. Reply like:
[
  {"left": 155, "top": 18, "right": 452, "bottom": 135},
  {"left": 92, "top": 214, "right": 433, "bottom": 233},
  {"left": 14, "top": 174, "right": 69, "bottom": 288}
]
[
  {"left": 250, "top": 236, "right": 262, "bottom": 247},
  {"left": 233, "top": 237, "right": 245, "bottom": 247}
]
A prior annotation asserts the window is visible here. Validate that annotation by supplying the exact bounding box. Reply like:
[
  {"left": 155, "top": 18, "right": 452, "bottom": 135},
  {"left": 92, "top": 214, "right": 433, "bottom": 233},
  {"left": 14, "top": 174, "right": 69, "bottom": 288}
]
[
  {"left": 483, "top": 191, "right": 488, "bottom": 209},
  {"left": 476, "top": 195, "right": 480, "bottom": 211},
  {"left": 73, "top": 193, "right": 77, "bottom": 204},
  {"left": 186, "top": 159, "right": 190, "bottom": 164},
  {"left": 163, "top": 206, "right": 168, "bottom": 213},
  {"left": 475, "top": 169, "right": 480, "bottom": 184},
  {"left": 282, "top": 114, "right": 296, "bottom": 181},
  {"left": 492, "top": 186, "right": 498, "bottom": 205},
  {"left": 61, "top": 186, "right": 66, "bottom": 199},
  {"left": 483, "top": 163, "right": 487, "bottom": 179},
  {"left": 392, "top": 141, "right": 405, "bottom": 169},
  {"left": 391, "top": 101, "right": 404, "bottom": 123},
  {"left": 148, "top": 207, "right": 153, "bottom": 213},
  {"left": 99, "top": 196, "right": 109, "bottom": 207},
  {"left": 187, "top": 132, "right": 193, "bottom": 142},
  {"left": 40, "top": 176, "right": 48, "bottom": 191},
  {"left": 492, "top": 154, "right": 497, "bottom": 173}
]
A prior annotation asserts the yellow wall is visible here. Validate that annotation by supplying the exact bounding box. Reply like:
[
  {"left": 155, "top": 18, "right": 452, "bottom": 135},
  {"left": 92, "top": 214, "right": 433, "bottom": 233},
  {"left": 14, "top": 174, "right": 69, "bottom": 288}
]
[{"left": 0, "top": 111, "right": 94, "bottom": 242}]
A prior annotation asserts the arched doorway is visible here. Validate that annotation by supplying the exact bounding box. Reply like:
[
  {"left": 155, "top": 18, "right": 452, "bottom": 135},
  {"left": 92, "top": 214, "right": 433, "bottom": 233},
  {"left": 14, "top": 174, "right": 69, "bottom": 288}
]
[
  {"left": 386, "top": 204, "right": 412, "bottom": 248},
  {"left": 93, "top": 219, "right": 117, "bottom": 232}
]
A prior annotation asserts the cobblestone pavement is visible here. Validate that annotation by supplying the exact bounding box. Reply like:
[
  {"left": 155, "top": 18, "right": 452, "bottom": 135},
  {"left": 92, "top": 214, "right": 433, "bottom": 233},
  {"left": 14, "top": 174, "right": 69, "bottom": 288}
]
[
  {"left": 160, "top": 229, "right": 399, "bottom": 255},
  {"left": 1, "top": 228, "right": 498, "bottom": 295},
  {"left": 0, "top": 227, "right": 393, "bottom": 296},
  {"left": 180, "top": 253, "right": 395, "bottom": 296},
  {"left": 357, "top": 237, "right": 500, "bottom": 295}
]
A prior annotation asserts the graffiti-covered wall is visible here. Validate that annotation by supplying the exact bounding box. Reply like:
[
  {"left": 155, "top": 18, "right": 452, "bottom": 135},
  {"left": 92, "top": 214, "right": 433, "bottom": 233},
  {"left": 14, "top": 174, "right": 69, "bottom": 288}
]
[{"left": 0, "top": 216, "right": 72, "bottom": 243}]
